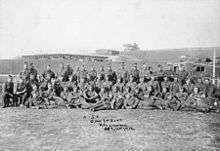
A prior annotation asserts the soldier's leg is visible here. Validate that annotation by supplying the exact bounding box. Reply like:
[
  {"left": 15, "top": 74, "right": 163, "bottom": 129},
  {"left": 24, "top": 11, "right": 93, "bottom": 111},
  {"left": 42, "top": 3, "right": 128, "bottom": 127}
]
[
  {"left": 2, "top": 94, "right": 9, "bottom": 107},
  {"left": 23, "top": 93, "right": 31, "bottom": 107}
]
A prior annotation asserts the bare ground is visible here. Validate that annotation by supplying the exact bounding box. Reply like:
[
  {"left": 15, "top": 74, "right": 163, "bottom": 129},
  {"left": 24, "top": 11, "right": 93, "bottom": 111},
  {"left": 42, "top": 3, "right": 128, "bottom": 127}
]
[{"left": 0, "top": 108, "right": 220, "bottom": 151}]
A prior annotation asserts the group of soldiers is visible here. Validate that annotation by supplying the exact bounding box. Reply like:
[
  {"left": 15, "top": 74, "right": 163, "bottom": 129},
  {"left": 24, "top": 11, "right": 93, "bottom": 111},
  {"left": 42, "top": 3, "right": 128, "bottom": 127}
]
[{"left": 2, "top": 61, "right": 220, "bottom": 112}]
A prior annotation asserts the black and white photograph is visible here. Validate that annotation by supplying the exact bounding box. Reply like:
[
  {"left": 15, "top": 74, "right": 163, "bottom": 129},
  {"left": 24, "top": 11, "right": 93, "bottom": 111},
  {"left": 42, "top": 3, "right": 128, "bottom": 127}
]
[{"left": 0, "top": 0, "right": 220, "bottom": 150}]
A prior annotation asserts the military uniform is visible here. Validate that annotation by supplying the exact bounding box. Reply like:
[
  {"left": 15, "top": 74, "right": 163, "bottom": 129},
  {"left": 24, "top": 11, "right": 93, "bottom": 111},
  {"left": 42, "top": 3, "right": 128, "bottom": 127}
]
[
  {"left": 14, "top": 81, "right": 29, "bottom": 106},
  {"left": 2, "top": 81, "right": 14, "bottom": 107},
  {"left": 42, "top": 69, "right": 55, "bottom": 79},
  {"left": 20, "top": 68, "right": 30, "bottom": 81}
]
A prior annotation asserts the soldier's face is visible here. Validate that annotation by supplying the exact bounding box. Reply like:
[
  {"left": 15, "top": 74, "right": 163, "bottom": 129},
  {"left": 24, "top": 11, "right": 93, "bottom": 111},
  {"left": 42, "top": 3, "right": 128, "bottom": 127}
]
[
  {"left": 33, "top": 85, "right": 37, "bottom": 91},
  {"left": 7, "top": 77, "right": 12, "bottom": 82},
  {"left": 197, "top": 79, "right": 202, "bottom": 83},
  {"left": 48, "top": 84, "right": 52, "bottom": 89},
  {"left": 164, "top": 77, "right": 168, "bottom": 81},
  {"left": 194, "top": 87, "right": 199, "bottom": 94},
  {"left": 64, "top": 87, "right": 68, "bottom": 91},
  {"left": 162, "top": 87, "right": 167, "bottom": 93},
  {"left": 204, "top": 79, "right": 209, "bottom": 84},
  {"left": 147, "top": 86, "right": 152, "bottom": 92},
  {"left": 186, "top": 79, "right": 190, "bottom": 84},
  {"left": 30, "top": 75, "right": 35, "bottom": 80},
  {"left": 24, "top": 64, "right": 28, "bottom": 69}
]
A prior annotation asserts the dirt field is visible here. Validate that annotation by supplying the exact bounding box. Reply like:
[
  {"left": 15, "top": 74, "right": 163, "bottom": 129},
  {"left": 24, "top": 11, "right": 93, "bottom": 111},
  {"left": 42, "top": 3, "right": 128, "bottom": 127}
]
[{"left": 0, "top": 108, "right": 219, "bottom": 151}]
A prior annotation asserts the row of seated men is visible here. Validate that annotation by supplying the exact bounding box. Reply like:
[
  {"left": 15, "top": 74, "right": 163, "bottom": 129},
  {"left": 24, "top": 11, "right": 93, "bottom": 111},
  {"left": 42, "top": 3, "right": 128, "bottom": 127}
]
[{"left": 1, "top": 62, "right": 220, "bottom": 112}]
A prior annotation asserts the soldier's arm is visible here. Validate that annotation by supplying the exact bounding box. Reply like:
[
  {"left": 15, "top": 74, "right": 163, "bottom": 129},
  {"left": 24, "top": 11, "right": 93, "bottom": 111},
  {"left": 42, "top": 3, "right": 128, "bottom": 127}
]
[
  {"left": 17, "top": 85, "right": 27, "bottom": 94},
  {"left": 2, "top": 83, "right": 7, "bottom": 95}
]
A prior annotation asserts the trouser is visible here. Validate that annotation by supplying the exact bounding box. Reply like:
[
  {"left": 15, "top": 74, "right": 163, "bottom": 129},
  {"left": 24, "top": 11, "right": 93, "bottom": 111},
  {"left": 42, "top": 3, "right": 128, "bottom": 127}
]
[
  {"left": 14, "top": 93, "right": 30, "bottom": 106},
  {"left": 2, "top": 93, "right": 13, "bottom": 107},
  {"left": 167, "top": 100, "right": 181, "bottom": 111},
  {"left": 138, "top": 98, "right": 157, "bottom": 109}
]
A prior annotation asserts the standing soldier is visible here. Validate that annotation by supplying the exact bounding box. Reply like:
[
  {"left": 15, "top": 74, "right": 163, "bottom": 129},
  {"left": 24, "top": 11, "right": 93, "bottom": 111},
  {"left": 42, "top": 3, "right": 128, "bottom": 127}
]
[
  {"left": 89, "top": 67, "right": 97, "bottom": 82},
  {"left": 20, "top": 61, "right": 30, "bottom": 81},
  {"left": 178, "top": 65, "right": 189, "bottom": 85},
  {"left": 119, "top": 62, "right": 129, "bottom": 84},
  {"left": 98, "top": 65, "right": 105, "bottom": 81},
  {"left": 170, "top": 77, "right": 181, "bottom": 94},
  {"left": 29, "top": 63, "right": 38, "bottom": 80},
  {"left": 80, "top": 65, "right": 88, "bottom": 81},
  {"left": 2, "top": 75, "right": 14, "bottom": 108},
  {"left": 62, "top": 64, "right": 73, "bottom": 82},
  {"left": 163, "top": 64, "right": 174, "bottom": 77},
  {"left": 130, "top": 63, "right": 140, "bottom": 83},
  {"left": 57, "top": 63, "right": 66, "bottom": 81},
  {"left": 156, "top": 64, "right": 164, "bottom": 77},
  {"left": 106, "top": 65, "right": 117, "bottom": 84},
  {"left": 140, "top": 63, "right": 148, "bottom": 81}
]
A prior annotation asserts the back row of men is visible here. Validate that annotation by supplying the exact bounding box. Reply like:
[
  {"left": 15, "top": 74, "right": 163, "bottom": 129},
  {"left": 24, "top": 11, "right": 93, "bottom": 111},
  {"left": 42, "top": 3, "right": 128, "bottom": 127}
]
[{"left": 2, "top": 62, "right": 220, "bottom": 112}]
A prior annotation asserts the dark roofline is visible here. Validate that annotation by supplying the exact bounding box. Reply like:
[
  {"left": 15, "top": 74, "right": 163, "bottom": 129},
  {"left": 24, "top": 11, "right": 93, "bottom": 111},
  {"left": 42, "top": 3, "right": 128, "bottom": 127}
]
[{"left": 22, "top": 53, "right": 108, "bottom": 59}]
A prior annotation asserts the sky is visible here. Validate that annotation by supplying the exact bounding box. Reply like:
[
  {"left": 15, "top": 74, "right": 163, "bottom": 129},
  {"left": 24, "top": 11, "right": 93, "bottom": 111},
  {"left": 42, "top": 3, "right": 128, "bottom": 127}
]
[{"left": 0, "top": 0, "right": 220, "bottom": 59}]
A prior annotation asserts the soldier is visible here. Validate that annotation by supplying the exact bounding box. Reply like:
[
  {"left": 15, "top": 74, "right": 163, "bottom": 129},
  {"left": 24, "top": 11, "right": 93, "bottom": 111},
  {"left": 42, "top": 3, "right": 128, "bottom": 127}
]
[
  {"left": 60, "top": 86, "right": 72, "bottom": 105},
  {"left": 42, "top": 65, "right": 55, "bottom": 79},
  {"left": 123, "top": 87, "right": 141, "bottom": 109},
  {"left": 2, "top": 75, "right": 14, "bottom": 108},
  {"left": 28, "top": 84, "right": 44, "bottom": 109},
  {"left": 130, "top": 63, "right": 140, "bottom": 83},
  {"left": 106, "top": 65, "right": 117, "bottom": 84},
  {"left": 61, "top": 64, "right": 73, "bottom": 82},
  {"left": 81, "top": 85, "right": 100, "bottom": 109},
  {"left": 161, "top": 76, "right": 171, "bottom": 92},
  {"left": 14, "top": 76, "right": 30, "bottom": 107},
  {"left": 203, "top": 78, "right": 216, "bottom": 98},
  {"left": 175, "top": 86, "right": 188, "bottom": 106},
  {"left": 102, "top": 74, "right": 113, "bottom": 91},
  {"left": 183, "top": 87, "right": 205, "bottom": 111},
  {"left": 98, "top": 65, "right": 105, "bottom": 81},
  {"left": 80, "top": 65, "right": 88, "bottom": 80},
  {"left": 183, "top": 78, "right": 194, "bottom": 95},
  {"left": 170, "top": 77, "right": 181, "bottom": 94},
  {"left": 178, "top": 65, "right": 189, "bottom": 85},
  {"left": 29, "top": 63, "right": 38, "bottom": 80},
  {"left": 163, "top": 64, "right": 174, "bottom": 77},
  {"left": 166, "top": 93, "right": 182, "bottom": 111},
  {"left": 113, "top": 77, "right": 124, "bottom": 93},
  {"left": 156, "top": 64, "right": 164, "bottom": 78},
  {"left": 137, "top": 76, "right": 147, "bottom": 93},
  {"left": 19, "top": 61, "right": 30, "bottom": 81},
  {"left": 57, "top": 62, "right": 65, "bottom": 78},
  {"left": 195, "top": 77, "right": 205, "bottom": 93},
  {"left": 126, "top": 75, "right": 138, "bottom": 91},
  {"left": 29, "top": 73, "right": 39, "bottom": 88},
  {"left": 146, "top": 76, "right": 161, "bottom": 94},
  {"left": 111, "top": 86, "right": 125, "bottom": 110},
  {"left": 146, "top": 66, "right": 154, "bottom": 81},
  {"left": 41, "top": 83, "right": 66, "bottom": 108},
  {"left": 151, "top": 86, "right": 170, "bottom": 110},
  {"left": 88, "top": 67, "right": 97, "bottom": 82},
  {"left": 138, "top": 85, "right": 156, "bottom": 109},
  {"left": 89, "top": 88, "right": 113, "bottom": 111},
  {"left": 118, "top": 62, "right": 129, "bottom": 84}
]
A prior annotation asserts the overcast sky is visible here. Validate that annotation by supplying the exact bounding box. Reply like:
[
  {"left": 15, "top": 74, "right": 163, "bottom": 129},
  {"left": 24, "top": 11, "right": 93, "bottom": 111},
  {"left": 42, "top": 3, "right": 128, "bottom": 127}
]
[{"left": 0, "top": 0, "right": 220, "bottom": 59}]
